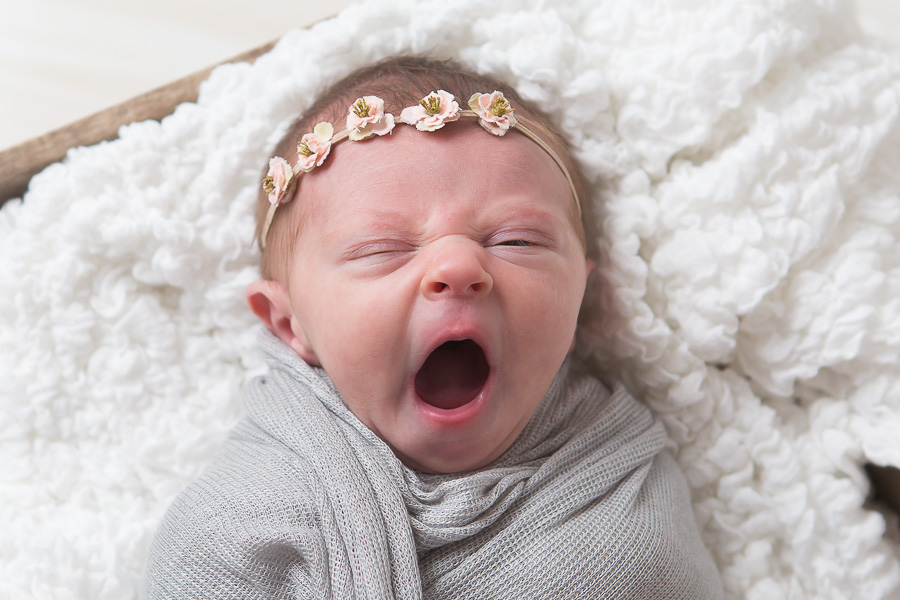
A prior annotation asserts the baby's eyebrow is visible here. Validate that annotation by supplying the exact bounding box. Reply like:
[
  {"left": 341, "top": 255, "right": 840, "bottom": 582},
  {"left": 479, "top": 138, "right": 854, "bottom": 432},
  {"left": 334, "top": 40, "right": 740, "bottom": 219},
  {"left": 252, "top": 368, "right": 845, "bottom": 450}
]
[
  {"left": 478, "top": 200, "right": 568, "bottom": 226},
  {"left": 319, "top": 207, "right": 414, "bottom": 243},
  {"left": 496, "top": 204, "right": 557, "bottom": 219}
]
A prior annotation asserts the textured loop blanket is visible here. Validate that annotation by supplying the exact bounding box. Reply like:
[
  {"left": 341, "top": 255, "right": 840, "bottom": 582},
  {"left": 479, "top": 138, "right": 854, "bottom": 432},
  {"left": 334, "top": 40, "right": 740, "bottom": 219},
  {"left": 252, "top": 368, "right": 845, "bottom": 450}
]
[
  {"left": 144, "top": 332, "right": 722, "bottom": 599},
  {"left": 2, "top": 0, "right": 900, "bottom": 598}
]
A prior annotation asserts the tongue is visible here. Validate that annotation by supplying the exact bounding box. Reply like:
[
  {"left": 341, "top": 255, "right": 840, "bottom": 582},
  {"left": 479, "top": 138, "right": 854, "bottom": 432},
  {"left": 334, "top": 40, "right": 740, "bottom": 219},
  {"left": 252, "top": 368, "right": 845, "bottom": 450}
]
[{"left": 415, "top": 340, "right": 489, "bottom": 410}]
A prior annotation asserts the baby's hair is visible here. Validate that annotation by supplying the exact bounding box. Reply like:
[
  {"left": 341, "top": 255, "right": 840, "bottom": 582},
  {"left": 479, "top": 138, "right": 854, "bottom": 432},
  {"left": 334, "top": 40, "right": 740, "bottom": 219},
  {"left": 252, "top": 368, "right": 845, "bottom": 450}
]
[{"left": 255, "top": 55, "right": 596, "bottom": 282}]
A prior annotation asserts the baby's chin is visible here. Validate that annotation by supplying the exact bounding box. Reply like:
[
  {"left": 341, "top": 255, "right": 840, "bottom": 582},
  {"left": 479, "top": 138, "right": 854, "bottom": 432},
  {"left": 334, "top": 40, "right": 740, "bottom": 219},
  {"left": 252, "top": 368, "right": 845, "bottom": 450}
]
[{"left": 384, "top": 408, "right": 533, "bottom": 475}]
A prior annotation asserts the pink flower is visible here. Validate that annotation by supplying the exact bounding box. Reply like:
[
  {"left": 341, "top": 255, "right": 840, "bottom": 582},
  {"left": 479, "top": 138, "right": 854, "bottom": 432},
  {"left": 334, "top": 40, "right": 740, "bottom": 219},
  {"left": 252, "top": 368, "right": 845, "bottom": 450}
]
[
  {"left": 468, "top": 91, "right": 518, "bottom": 136},
  {"left": 399, "top": 90, "right": 460, "bottom": 131},
  {"left": 296, "top": 121, "right": 334, "bottom": 172},
  {"left": 346, "top": 96, "right": 395, "bottom": 141},
  {"left": 262, "top": 156, "right": 294, "bottom": 206}
]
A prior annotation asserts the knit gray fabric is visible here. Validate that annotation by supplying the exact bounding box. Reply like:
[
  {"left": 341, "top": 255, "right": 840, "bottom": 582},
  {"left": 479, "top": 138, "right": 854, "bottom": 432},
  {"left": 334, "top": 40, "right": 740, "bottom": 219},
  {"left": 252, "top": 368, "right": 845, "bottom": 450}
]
[{"left": 143, "top": 331, "right": 724, "bottom": 599}]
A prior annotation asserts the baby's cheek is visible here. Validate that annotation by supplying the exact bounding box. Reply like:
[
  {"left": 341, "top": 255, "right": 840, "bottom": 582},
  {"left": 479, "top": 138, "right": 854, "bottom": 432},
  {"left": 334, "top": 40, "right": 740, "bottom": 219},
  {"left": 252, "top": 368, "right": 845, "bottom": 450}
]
[
  {"left": 512, "top": 272, "right": 582, "bottom": 352},
  {"left": 320, "top": 288, "right": 407, "bottom": 362}
]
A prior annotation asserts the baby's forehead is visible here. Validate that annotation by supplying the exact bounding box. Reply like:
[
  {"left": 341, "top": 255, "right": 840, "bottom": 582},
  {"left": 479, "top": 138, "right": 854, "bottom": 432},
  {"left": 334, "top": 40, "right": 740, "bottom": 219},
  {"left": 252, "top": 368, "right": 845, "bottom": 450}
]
[{"left": 306, "top": 124, "right": 570, "bottom": 207}]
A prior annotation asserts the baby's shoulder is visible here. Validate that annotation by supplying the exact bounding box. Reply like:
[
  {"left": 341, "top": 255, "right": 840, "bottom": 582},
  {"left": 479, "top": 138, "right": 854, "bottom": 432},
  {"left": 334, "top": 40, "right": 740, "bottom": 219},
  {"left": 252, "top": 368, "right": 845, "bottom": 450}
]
[
  {"left": 143, "top": 422, "right": 326, "bottom": 598},
  {"left": 169, "top": 420, "right": 322, "bottom": 529}
]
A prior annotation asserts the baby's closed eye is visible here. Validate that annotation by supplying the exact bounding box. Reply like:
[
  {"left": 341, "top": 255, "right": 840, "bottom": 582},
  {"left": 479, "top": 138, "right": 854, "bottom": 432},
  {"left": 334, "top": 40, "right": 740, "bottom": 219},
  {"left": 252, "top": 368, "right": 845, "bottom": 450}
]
[
  {"left": 345, "top": 240, "right": 417, "bottom": 261},
  {"left": 486, "top": 228, "right": 552, "bottom": 250},
  {"left": 340, "top": 243, "right": 417, "bottom": 276}
]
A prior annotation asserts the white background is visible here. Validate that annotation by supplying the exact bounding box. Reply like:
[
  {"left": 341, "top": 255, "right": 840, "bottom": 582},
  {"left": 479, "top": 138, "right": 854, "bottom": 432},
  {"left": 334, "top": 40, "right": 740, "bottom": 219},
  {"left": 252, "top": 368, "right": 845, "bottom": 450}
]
[{"left": 0, "top": 0, "right": 897, "bottom": 152}]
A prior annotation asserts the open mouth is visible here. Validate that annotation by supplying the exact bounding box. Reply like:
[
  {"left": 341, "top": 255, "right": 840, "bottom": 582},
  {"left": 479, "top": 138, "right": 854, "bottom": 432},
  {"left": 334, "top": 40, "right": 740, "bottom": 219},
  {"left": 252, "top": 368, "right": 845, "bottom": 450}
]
[{"left": 414, "top": 339, "right": 490, "bottom": 410}]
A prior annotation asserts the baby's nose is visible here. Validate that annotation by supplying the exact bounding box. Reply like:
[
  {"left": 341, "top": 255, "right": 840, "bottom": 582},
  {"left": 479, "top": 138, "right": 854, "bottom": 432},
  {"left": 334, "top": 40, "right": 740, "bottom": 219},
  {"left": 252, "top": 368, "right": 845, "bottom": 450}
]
[{"left": 420, "top": 238, "right": 493, "bottom": 299}]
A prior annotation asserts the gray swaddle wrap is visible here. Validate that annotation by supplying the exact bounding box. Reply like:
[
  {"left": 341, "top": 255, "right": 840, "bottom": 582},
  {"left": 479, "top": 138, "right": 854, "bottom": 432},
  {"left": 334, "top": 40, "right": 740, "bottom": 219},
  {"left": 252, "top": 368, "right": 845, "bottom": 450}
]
[{"left": 143, "top": 331, "right": 723, "bottom": 599}]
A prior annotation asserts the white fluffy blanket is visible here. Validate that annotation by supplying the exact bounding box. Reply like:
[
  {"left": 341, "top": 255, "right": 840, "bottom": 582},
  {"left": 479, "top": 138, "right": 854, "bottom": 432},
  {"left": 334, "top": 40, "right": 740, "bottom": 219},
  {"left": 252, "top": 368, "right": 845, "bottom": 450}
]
[{"left": 2, "top": 0, "right": 899, "bottom": 597}]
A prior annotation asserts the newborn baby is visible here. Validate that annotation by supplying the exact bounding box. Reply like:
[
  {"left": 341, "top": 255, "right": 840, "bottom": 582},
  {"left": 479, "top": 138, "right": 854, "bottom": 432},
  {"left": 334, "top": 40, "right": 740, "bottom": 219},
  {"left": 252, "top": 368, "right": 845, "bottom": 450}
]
[{"left": 143, "top": 56, "right": 724, "bottom": 599}]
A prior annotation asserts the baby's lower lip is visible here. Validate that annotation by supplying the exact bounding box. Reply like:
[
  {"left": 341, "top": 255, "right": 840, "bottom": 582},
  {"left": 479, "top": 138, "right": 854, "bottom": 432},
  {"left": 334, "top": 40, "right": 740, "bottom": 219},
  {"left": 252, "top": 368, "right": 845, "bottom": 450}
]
[{"left": 413, "top": 384, "right": 490, "bottom": 425}]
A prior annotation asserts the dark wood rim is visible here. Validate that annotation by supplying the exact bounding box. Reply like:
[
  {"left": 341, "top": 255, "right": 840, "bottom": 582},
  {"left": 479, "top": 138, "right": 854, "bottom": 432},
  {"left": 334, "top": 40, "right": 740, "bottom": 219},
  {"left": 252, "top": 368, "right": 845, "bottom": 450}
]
[{"left": 0, "top": 40, "right": 276, "bottom": 206}]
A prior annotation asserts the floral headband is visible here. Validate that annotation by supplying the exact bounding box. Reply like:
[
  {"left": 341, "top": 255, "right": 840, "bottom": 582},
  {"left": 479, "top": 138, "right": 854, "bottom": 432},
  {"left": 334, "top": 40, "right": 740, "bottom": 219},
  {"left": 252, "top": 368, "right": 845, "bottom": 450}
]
[{"left": 259, "top": 90, "right": 581, "bottom": 249}]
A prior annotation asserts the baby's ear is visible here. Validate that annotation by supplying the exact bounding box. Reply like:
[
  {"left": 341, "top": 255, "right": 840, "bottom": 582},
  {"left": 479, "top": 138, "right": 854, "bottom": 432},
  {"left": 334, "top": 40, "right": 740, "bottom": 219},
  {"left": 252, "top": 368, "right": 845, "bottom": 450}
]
[{"left": 245, "top": 280, "right": 320, "bottom": 365}]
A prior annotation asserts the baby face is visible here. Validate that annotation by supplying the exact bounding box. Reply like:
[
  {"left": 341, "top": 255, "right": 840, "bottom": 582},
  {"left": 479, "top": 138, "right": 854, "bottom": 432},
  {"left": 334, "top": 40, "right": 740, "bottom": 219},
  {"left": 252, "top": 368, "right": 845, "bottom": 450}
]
[{"left": 267, "top": 124, "right": 590, "bottom": 473}]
